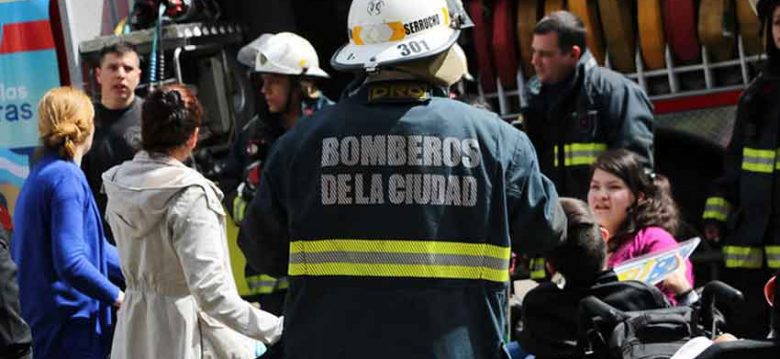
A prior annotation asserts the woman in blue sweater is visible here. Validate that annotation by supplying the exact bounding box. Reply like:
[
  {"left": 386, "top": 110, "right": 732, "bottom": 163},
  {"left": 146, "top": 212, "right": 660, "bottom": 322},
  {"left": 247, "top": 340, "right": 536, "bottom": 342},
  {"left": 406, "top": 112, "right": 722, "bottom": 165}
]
[{"left": 11, "top": 87, "right": 124, "bottom": 358}]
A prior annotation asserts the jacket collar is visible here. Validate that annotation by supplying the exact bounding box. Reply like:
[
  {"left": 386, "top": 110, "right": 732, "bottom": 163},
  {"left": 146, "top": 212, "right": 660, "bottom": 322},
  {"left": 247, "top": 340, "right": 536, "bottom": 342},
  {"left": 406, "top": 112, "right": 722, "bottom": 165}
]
[{"left": 133, "top": 150, "right": 189, "bottom": 169}]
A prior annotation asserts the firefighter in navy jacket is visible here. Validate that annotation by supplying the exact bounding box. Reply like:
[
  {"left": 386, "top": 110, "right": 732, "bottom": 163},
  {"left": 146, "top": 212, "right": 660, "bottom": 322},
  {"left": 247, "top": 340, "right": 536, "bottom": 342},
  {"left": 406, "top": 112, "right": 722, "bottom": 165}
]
[
  {"left": 701, "top": 0, "right": 780, "bottom": 339},
  {"left": 224, "top": 32, "right": 332, "bottom": 314},
  {"left": 241, "top": 0, "right": 566, "bottom": 357},
  {"left": 521, "top": 11, "right": 655, "bottom": 201}
]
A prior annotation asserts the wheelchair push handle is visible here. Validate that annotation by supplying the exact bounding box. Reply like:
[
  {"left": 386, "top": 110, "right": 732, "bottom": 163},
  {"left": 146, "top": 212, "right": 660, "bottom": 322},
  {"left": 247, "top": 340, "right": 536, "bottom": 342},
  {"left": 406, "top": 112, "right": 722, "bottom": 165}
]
[
  {"left": 580, "top": 295, "right": 628, "bottom": 324},
  {"left": 701, "top": 280, "right": 744, "bottom": 308}
]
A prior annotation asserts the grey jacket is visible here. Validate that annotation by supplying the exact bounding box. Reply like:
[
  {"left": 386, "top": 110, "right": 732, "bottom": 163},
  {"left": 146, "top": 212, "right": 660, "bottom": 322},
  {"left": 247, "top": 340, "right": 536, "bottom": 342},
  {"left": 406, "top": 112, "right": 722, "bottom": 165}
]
[{"left": 103, "top": 151, "right": 281, "bottom": 359}]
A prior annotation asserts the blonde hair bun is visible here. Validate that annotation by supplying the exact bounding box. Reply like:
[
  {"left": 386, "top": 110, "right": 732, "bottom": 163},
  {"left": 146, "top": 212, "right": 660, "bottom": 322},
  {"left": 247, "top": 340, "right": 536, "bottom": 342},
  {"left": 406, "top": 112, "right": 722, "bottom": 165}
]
[{"left": 37, "top": 87, "right": 94, "bottom": 159}]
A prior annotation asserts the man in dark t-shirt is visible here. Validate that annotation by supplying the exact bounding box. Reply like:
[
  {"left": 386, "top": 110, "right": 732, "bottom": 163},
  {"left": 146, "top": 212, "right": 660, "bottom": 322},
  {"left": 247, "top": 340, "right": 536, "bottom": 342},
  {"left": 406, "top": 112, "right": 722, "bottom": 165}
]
[{"left": 81, "top": 42, "right": 142, "bottom": 244}]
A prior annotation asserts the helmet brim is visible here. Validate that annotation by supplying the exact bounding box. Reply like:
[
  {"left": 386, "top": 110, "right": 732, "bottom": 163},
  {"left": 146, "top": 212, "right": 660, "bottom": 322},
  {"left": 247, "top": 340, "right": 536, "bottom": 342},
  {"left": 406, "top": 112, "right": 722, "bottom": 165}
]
[
  {"left": 253, "top": 61, "right": 330, "bottom": 78},
  {"left": 331, "top": 27, "right": 460, "bottom": 71}
]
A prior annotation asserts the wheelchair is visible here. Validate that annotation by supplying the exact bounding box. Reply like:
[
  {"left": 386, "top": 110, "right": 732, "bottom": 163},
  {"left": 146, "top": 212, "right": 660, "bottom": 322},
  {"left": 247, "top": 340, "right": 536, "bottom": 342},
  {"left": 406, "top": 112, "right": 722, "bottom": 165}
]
[{"left": 577, "top": 273, "right": 780, "bottom": 359}]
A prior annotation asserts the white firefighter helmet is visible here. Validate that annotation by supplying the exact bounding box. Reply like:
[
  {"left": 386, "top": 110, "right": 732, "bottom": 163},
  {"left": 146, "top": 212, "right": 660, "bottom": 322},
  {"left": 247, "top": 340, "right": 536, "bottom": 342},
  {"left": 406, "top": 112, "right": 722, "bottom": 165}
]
[
  {"left": 237, "top": 33, "right": 273, "bottom": 68},
  {"left": 242, "top": 32, "right": 330, "bottom": 78},
  {"left": 331, "top": 0, "right": 470, "bottom": 71}
]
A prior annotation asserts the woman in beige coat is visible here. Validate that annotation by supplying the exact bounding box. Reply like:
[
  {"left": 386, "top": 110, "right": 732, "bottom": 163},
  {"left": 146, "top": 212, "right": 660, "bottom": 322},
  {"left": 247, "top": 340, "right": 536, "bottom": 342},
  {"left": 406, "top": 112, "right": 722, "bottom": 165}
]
[{"left": 103, "top": 84, "right": 282, "bottom": 358}]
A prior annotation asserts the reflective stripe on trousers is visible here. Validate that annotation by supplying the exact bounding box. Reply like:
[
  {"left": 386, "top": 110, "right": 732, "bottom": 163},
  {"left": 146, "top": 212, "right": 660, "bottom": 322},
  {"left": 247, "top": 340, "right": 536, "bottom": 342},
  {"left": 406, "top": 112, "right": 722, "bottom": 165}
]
[
  {"left": 767, "top": 246, "right": 780, "bottom": 269},
  {"left": 741, "top": 147, "right": 776, "bottom": 173},
  {"left": 288, "top": 239, "right": 511, "bottom": 282},
  {"left": 702, "top": 197, "right": 730, "bottom": 222},
  {"left": 529, "top": 257, "right": 547, "bottom": 280},
  {"left": 723, "top": 245, "right": 764, "bottom": 269}
]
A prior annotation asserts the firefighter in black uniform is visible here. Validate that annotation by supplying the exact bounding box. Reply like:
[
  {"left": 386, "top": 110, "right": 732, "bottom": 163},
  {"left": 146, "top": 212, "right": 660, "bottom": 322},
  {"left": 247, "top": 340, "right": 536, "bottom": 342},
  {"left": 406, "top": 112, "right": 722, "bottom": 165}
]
[
  {"left": 702, "top": 0, "right": 780, "bottom": 339},
  {"left": 520, "top": 11, "right": 655, "bottom": 281},
  {"left": 521, "top": 11, "right": 655, "bottom": 201},
  {"left": 221, "top": 32, "right": 332, "bottom": 315},
  {"left": 241, "top": 0, "right": 566, "bottom": 357}
]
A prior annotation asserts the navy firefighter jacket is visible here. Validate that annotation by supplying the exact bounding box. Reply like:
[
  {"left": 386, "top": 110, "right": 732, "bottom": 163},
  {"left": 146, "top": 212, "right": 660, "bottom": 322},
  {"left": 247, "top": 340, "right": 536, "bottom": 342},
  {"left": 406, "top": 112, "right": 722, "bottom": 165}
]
[{"left": 244, "top": 80, "right": 566, "bottom": 358}]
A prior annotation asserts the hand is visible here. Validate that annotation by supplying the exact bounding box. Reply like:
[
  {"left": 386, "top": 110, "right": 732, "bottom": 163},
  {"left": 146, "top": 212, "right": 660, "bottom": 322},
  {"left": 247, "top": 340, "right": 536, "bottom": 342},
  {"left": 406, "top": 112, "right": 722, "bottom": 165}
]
[
  {"left": 662, "top": 255, "right": 692, "bottom": 295},
  {"left": 114, "top": 291, "right": 125, "bottom": 308},
  {"left": 714, "top": 333, "right": 738, "bottom": 343},
  {"left": 704, "top": 223, "right": 721, "bottom": 243}
]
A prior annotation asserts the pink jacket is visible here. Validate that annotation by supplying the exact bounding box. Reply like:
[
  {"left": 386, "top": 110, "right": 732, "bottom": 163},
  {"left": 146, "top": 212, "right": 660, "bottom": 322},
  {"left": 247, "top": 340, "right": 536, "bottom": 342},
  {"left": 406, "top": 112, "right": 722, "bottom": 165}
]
[{"left": 607, "top": 226, "right": 695, "bottom": 305}]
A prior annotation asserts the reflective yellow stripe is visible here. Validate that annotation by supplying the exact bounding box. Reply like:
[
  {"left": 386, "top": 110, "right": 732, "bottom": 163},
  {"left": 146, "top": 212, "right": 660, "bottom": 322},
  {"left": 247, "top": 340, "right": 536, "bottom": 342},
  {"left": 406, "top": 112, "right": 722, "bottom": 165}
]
[
  {"left": 766, "top": 246, "right": 780, "bottom": 269},
  {"left": 702, "top": 197, "right": 730, "bottom": 222},
  {"left": 276, "top": 276, "right": 290, "bottom": 290},
  {"left": 742, "top": 147, "right": 775, "bottom": 173},
  {"left": 232, "top": 196, "right": 247, "bottom": 223},
  {"left": 563, "top": 143, "right": 607, "bottom": 166},
  {"left": 246, "top": 274, "right": 290, "bottom": 294},
  {"left": 554, "top": 145, "right": 559, "bottom": 167},
  {"left": 246, "top": 274, "right": 278, "bottom": 294},
  {"left": 288, "top": 239, "right": 511, "bottom": 282},
  {"left": 723, "top": 245, "right": 764, "bottom": 269},
  {"left": 529, "top": 257, "right": 547, "bottom": 280},
  {"left": 775, "top": 148, "right": 780, "bottom": 170},
  {"left": 289, "top": 263, "right": 509, "bottom": 282}
]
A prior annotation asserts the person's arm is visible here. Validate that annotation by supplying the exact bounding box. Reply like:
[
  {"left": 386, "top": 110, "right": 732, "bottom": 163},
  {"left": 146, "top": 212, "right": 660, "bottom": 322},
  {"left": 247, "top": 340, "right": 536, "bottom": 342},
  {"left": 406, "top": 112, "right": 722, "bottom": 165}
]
[
  {"left": 505, "top": 129, "right": 567, "bottom": 255},
  {"left": 642, "top": 228, "right": 695, "bottom": 295},
  {"left": 604, "top": 79, "right": 655, "bottom": 171},
  {"left": 240, "top": 143, "right": 290, "bottom": 276},
  {"left": 170, "top": 186, "right": 282, "bottom": 344},
  {"left": 50, "top": 174, "right": 121, "bottom": 305}
]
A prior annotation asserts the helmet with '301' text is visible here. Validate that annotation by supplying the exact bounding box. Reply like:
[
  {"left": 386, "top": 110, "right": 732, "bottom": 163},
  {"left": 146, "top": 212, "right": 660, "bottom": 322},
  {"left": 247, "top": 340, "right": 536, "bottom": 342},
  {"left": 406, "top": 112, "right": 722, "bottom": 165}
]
[{"left": 331, "top": 0, "right": 471, "bottom": 72}]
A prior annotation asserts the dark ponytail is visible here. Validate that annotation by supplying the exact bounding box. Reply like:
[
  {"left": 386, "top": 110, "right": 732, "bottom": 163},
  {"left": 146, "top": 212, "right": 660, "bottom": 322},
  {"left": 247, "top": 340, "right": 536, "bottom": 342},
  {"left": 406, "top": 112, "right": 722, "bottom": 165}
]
[{"left": 141, "top": 84, "right": 203, "bottom": 154}]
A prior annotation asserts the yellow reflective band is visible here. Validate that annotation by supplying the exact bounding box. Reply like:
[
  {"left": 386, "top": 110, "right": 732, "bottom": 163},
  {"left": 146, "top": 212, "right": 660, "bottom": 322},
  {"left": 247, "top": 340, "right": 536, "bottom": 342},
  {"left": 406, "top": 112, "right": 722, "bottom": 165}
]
[
  {"left": 289, "top": 263, "right": 510, "bottom": 282},
  {"left": 767, "top": 246, "right": 780, "bottom": 269},
  {"left": 246, "top": 274, "right": 290, "bottom": 294},
  {"left": 352, "top": 26, "right": 364, "bottom": 45},
  {"left": 530, "top": 270, "right": 546, "bottom": 279},
  {"left": 554, "top": 145, "right": 559, "bottom": 167},
  {"left": 246, "top": 274, "right": 278, "bottom": 294},
  {"left": 529, "top": 257, "right": 546, "bottom": 279},
  {"left": 702, "top": 197, "right": 730, "bottom": 222},
  {"left": 723, "top": 245, "right": 764, "bottom": 269},
  {"left": 232, "top": 196, "right": 247, "bottom": 223},
  {"left": 276, "top": 277, "right": 290, "bottom": 290},
  {"left": 289, "top": 239, "right": 511, "bottom": 282},
  {"left": 563, "top": 143, "right": 607, "bottom": 166},
  {"left": 742, "top": 147, "right": 775, "bottom": 173},
  {"left": 775, "top": 148, "right": 780, "bottom": 169}
]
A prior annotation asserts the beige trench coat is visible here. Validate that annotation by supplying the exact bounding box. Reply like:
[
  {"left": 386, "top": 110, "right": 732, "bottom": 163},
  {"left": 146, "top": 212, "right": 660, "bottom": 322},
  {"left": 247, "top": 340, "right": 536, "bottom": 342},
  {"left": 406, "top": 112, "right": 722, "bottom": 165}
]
[{"left": 103, "top": 152, "right": 281, "bottom": 359}]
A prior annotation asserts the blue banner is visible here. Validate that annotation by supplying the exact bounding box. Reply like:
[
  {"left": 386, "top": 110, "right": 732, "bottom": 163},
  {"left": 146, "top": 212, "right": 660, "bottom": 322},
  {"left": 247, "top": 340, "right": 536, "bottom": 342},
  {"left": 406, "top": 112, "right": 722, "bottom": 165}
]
[{"left": 0, "top": 0, "right": 58, "bottom": 214}]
